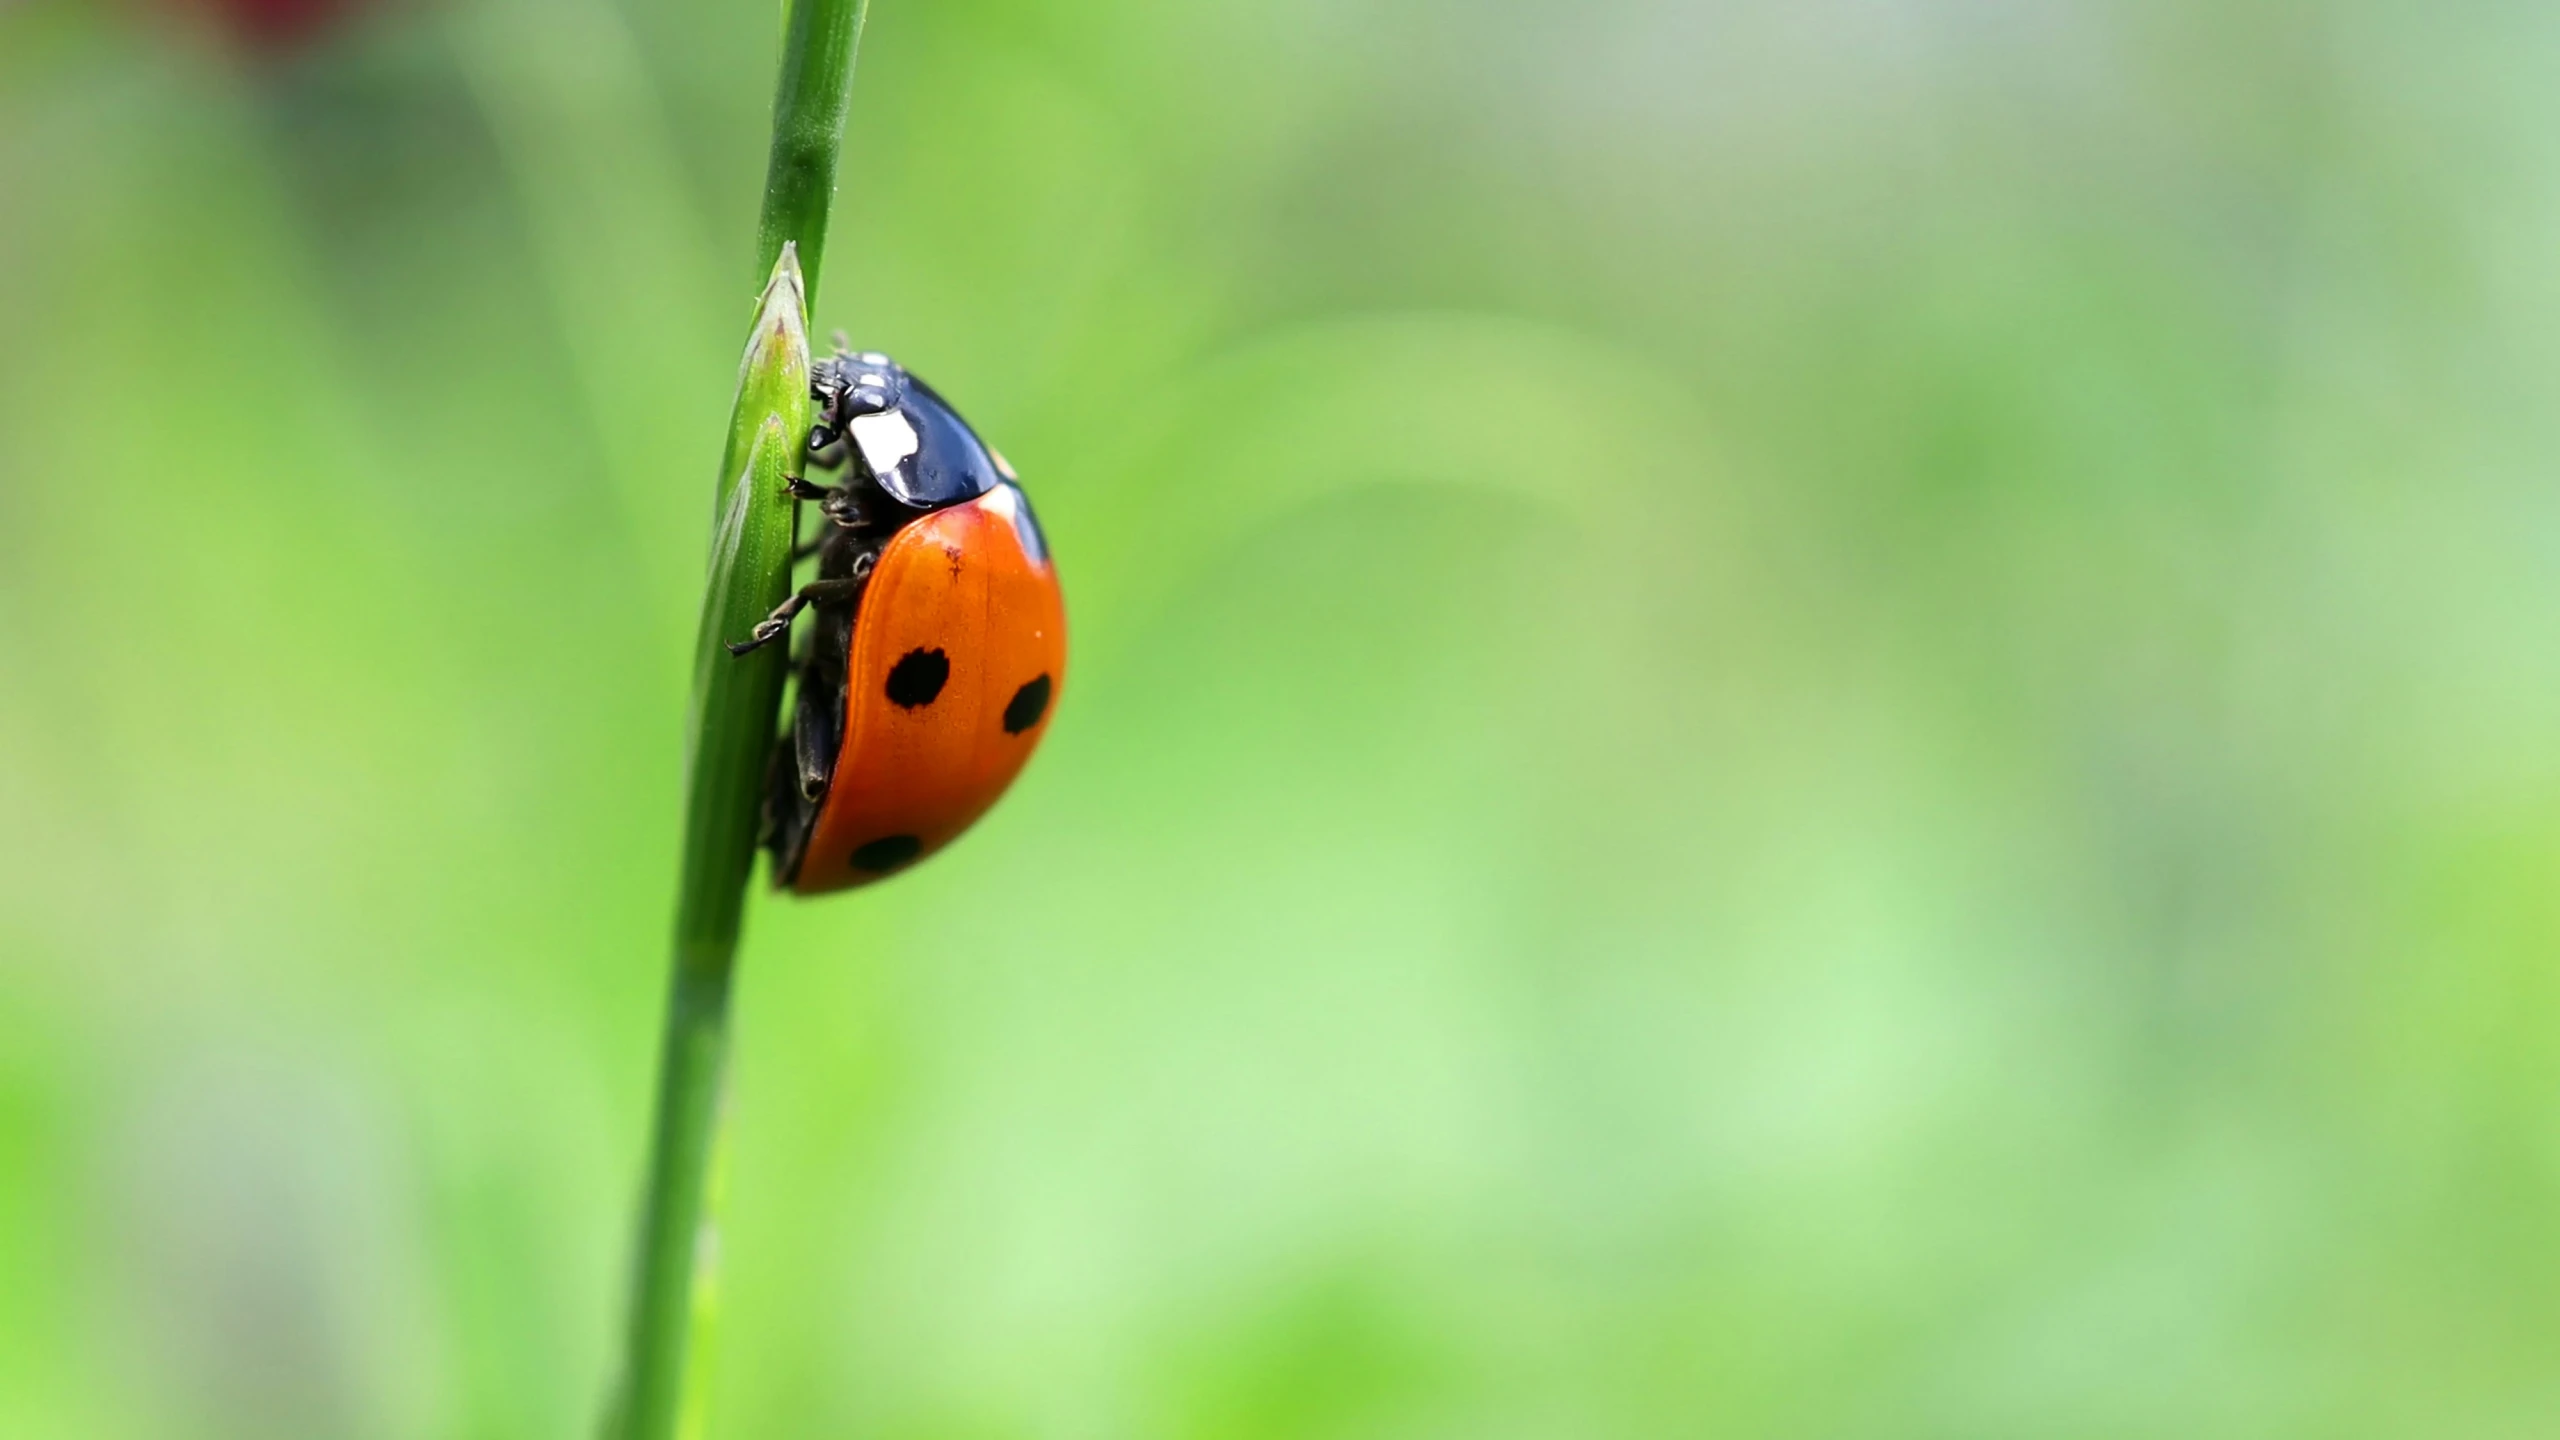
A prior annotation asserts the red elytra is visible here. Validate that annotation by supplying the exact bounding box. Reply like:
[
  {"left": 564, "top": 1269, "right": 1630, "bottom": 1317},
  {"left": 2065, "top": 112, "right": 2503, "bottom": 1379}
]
[{"left": 792, "top": 483, "right": 1064, "bottom": 893}]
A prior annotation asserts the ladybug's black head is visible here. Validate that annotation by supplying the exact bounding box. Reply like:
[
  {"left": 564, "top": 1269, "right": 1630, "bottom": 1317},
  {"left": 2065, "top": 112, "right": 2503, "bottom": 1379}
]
[{"left": 814, "top": 351, "right": 1002, "bottom": 511}]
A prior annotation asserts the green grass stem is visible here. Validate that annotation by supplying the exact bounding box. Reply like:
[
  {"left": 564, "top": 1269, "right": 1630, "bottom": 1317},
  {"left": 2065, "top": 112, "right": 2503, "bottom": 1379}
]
[
  {"left": 610, "top": 1, "right": 867, "bottom": 1434},
  {"left": 756, "top": 0, "right": 870, "bottom": 319}
]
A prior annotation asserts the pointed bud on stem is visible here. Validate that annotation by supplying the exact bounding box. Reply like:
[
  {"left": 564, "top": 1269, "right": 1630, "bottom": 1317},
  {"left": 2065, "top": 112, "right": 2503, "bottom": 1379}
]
[{"left": 615, "top": 244, "right": 814, "bottom": 1440}]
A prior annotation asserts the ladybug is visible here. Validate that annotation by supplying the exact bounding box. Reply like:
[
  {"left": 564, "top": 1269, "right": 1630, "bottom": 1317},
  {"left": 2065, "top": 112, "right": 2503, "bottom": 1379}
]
[{"left": 728, "top": 343, "right": 1064, "bottom": 893}]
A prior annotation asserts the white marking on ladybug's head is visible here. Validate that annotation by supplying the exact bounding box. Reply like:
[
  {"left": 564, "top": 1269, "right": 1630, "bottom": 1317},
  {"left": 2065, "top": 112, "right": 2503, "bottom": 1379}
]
[
  {"left": 850, "top": 409, "right": 920, "bottom": 484},
  {"left": 990, "top": 448, "right": 1019, "bottom": 482}
]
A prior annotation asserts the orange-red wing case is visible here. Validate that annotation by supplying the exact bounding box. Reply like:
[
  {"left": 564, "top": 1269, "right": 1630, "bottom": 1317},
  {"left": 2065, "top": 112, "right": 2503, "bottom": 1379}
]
[{"left": 794, "top": 484, "right": 1064, "bottom": 893}]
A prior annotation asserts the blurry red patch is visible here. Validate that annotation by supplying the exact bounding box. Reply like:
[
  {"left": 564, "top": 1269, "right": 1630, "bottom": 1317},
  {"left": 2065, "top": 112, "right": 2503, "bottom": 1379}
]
[{"left": 180, "top": 0, "right": 354, "bottom": 50}]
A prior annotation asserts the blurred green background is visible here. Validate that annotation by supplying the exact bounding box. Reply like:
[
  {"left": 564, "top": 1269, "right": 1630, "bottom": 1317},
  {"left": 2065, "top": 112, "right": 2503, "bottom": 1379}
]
[{"left": 6, "top": 0, "right": 2560, "bottom": 1434}]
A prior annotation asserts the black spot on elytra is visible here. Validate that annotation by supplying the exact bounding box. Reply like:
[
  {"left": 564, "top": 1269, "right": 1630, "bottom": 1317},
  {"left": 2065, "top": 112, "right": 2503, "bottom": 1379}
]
[
  {"left": 1003, "top": 674, "right": 1053, "bottom": 735},
  {"left": 850, "top": 835, "right": 922, "bottom": 873},
  {"left": 885, "top": 648, "right": 950, "bottom": 708}
]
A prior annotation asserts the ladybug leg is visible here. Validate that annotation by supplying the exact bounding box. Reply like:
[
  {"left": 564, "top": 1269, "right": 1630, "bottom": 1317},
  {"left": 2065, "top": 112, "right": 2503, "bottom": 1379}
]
[
  {"left": 820, "top": 488, "right": 872, "bottom": 531},
  {"left": 792, "top": 685, "right": 839, "bottom": 800},
  {"left": 725, "top": 572, "right": 870, "bottom": 657},
  {"left": 784, "top": 470, "right": 876, "bottom": 532},
  {"left": 725, "top": 603, "right": 803, "bottom": 657},
  {"left": 793, "top": 515, "right": 875, "bottom": 559}
]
